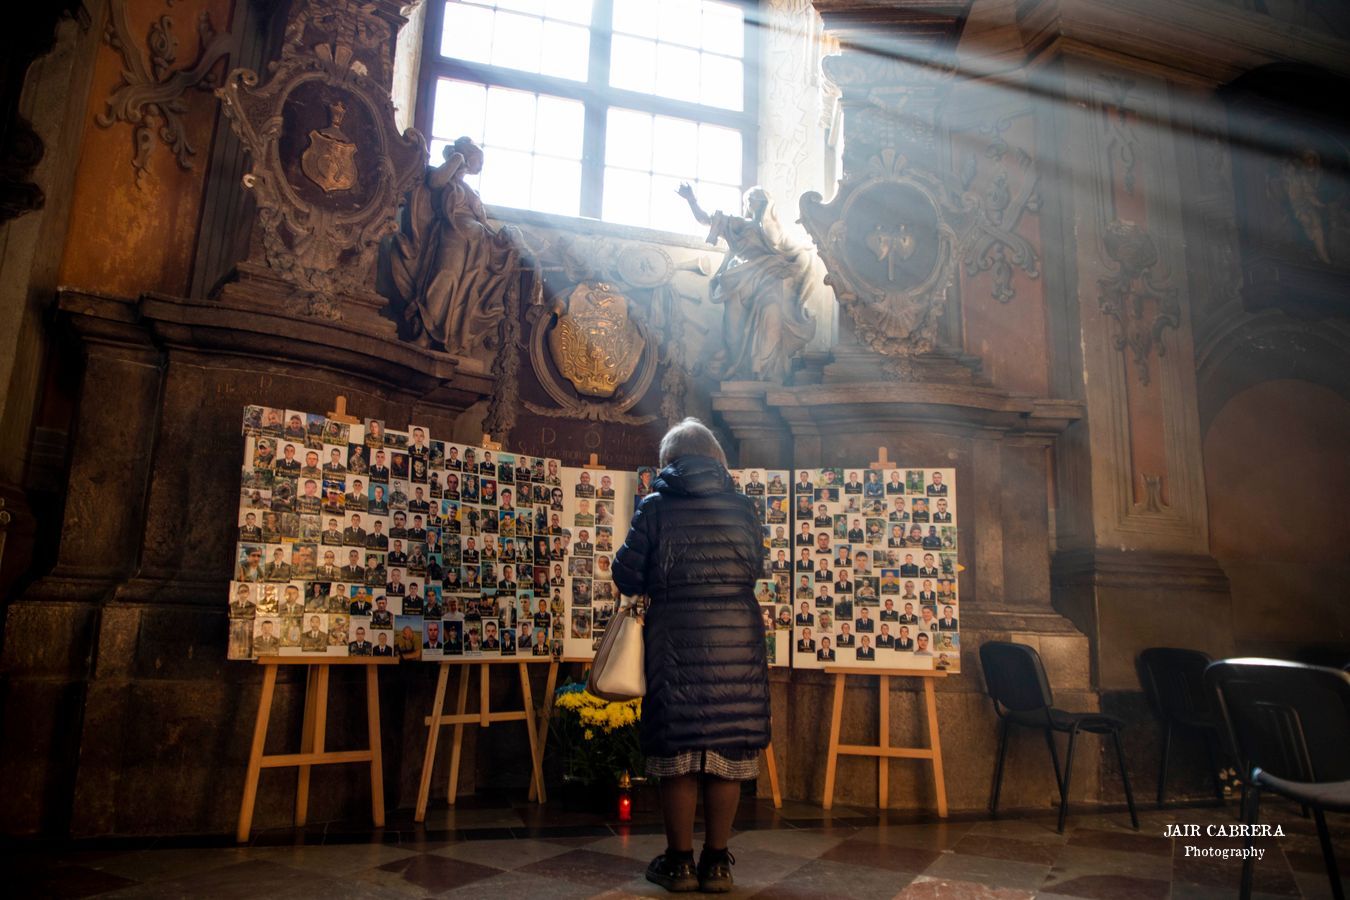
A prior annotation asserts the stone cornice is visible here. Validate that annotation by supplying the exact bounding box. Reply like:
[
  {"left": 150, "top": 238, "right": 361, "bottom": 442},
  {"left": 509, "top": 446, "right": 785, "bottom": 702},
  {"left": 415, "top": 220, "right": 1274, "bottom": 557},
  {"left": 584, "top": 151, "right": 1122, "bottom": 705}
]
[
  {"left": 1052, "top": 547, "right": 1231, "bottom": 593},
  {"left": 56, "top": 289, "right": 493, "bottom": 412},
  {"left": 963, "top": 0, "right": 1350, "bottom": 86},
  {"left": 755, "top": 381, "right": 1084, "bottom": 436}
]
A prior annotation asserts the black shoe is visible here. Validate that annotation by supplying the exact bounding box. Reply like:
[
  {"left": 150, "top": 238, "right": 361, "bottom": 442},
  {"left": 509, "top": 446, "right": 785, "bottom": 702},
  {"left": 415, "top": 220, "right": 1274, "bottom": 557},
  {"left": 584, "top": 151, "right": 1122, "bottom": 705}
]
[
  {"left": 697, "top": 847, "right": 735, "bottom": 893},
  {"left": 646, "top": 852, "right": 699, "bottom": 893}
]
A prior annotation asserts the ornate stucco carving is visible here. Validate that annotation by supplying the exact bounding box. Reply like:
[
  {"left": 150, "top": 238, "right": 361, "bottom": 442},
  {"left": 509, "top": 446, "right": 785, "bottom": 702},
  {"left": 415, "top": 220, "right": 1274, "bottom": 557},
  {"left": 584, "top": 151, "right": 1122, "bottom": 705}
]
[
  {"left": 957, "top": 118, "right": 1041, "bottom": 304},
  {"left": 1097, "top": 220, "right": 1179, "bottom": 387},
  {"left": 800, "top": 148, "right": 972, "bottom": 378},
  {"left": 517, "top": 232, "right": 712, "bottom": 427},
  {"left": 216, "top": 0, "right": 425, "bottom": 317},
  {"left": 97, "top": 0, "right": 233, "bottom": 188}
]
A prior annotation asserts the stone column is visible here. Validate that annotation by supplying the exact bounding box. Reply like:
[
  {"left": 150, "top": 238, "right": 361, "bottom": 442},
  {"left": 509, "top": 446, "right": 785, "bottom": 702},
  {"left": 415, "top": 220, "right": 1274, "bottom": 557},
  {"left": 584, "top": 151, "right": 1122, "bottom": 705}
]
[{"left": 1040, "top": 62, "right": 1232, "bottom": 691}]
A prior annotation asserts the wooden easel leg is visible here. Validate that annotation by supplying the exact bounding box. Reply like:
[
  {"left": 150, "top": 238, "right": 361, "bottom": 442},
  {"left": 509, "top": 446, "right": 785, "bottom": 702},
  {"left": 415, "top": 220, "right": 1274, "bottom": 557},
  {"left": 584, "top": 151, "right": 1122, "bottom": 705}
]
[
  {"left": 295, "top": 665, "right": 322, "bottom": 827},
  {"left": 237, "top": 663, "right": 278, "bottom": 844},
  {"left": 924, "top": 677, "right": 948, "bottom": 817},
  {"left": 415, "top": 663, "right": 451, "bottom": 822},
  {"left": 879, "top": 674, "right": 891, "bottom": 809},
  {"left": 365, "top": 663, "right": 385, "bottom": 828},
  {"left": 519, "top": 662, "right": 547, "bottom": 804},
  {"left": 822, "top": 672, "right": 846, "bottom": 811},
  {"left": 447, "top": 663, "right": 471, "bottom": 806},
  {"left": 528, "top": 661, "right": 559, "bottom": 803},
  {"left": 763, "top": 741, "right": 782, "bottom": 809},
  {"left": 480, "top": 661, "right": 491, "bottom": 727}
]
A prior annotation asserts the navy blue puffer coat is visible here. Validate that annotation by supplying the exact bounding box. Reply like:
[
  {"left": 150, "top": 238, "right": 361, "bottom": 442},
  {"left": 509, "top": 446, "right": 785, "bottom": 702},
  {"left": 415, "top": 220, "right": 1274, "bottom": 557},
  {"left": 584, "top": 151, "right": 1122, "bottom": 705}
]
[{"left": 612, "top": 455, "right": 770, "bottom": 757}]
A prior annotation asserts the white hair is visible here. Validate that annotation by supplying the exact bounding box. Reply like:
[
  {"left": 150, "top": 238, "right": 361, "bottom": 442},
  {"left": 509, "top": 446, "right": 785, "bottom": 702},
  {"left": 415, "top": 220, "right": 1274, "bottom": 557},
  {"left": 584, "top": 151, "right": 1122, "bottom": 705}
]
[{"left": 657, "top": 417, "right": 727, "bottom": 468}]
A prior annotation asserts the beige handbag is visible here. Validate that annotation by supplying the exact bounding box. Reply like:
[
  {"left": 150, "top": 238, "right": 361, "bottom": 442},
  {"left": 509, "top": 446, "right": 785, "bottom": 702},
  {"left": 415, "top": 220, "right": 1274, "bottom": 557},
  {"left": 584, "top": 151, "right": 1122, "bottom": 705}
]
[{"left": 587, "top": 596, "right": 646, "bottom": 702}]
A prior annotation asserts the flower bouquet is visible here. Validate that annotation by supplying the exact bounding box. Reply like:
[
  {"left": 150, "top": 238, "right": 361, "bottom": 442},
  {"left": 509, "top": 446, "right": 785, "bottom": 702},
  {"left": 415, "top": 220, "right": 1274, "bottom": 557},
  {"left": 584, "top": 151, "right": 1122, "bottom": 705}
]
[{"left": 550, "top": 681, "right": 644, "bottom": 808}]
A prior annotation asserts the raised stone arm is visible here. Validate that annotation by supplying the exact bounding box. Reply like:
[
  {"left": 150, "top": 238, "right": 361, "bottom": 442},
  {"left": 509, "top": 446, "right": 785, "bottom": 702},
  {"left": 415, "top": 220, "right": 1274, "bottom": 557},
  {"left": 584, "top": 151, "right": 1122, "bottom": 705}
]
[{"left": 677, "top": 182, "right": 712, "bottom": 227}]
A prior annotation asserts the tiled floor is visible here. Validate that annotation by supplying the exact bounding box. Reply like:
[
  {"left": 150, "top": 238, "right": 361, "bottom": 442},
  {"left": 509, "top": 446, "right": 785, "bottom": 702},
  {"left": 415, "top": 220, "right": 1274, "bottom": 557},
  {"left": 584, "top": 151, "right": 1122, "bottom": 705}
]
[{"left": 7, "top": 796, "right": 1346, "bottom": 899}]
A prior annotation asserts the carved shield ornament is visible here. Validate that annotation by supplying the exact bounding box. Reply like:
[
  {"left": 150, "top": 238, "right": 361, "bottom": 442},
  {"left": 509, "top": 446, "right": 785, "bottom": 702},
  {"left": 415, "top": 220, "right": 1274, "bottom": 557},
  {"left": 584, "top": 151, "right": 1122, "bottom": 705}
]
[
  {"left": 547, "top": 283, "right": 644, "bottom": 398},
  {"left": 301, "top": 119, "right": 358, "bottom": 193}
]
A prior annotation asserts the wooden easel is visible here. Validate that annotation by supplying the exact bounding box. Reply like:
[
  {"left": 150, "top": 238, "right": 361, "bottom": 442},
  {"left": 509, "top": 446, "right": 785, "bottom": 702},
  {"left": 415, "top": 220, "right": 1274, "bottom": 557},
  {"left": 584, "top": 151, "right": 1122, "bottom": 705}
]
[
  {"left": 821, "top": 666, "right": 948, "bottom": 815},
  {"left": 762, "top": 741, "right": 783, "bottom": 808},
  {"left": 414, "top": 658, "right": 557, "bottom": 821},
  {"left": 236, "top": 656, "right": 395, "bottom": 843}
]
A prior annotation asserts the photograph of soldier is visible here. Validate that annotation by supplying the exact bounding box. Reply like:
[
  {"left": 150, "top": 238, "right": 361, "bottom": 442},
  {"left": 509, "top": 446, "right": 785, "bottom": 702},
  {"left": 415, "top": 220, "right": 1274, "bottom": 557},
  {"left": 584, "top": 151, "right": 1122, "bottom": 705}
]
[
  {"left": 348, "top": 625, "right": 373, "bottom": 655},
  {"left": 229, "top": 583, "right": 256, "bottom": 619},
  {"left": 253, "top": 618, "right": 281, "bottom": 656}
]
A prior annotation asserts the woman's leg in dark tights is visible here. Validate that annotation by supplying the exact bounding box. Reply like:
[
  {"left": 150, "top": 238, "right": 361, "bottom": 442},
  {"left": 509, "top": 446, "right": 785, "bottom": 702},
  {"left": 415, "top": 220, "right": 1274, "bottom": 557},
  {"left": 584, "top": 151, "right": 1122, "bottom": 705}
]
[
  {"left": 701, "top": 775, "right": 741, "bottom": 850},
  {"left": 660, "top": 774, "right": 698, "bottom": 853}
]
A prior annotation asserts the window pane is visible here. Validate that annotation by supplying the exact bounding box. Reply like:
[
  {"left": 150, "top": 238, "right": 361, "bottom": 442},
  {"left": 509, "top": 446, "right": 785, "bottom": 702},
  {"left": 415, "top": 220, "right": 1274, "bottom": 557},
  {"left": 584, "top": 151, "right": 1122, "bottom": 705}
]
[
  {"left": 659, "top": 0, "right": 702, "bottom": 49},
  {"left": 480, "top": 147, "right": 534, "bottom": 208},
  {"left": 484, "top": 87, "right": 536, "bottom": 151},
  {"left": 545, "top": 0, "right": 593, "bottom": 25},
  {"left": 428, "top": 137, "right": 453, "bottom": 165},
  {"left": 531, "top": 156, "right": 582, "bottom": 215},
  {"left": 605, "top": 108, "right": 652, "bottom": 171},
  {"left": 697, "top": 123, "right": 741, "bottom": 184},
  {"left": 612, "top": 0, "right": 657, "bottom": 38},
  {"left": 609, "top": 34, "right": 655, "bottom": 94},
  {"left": 698, "top": 181, "right": 743, "bottom": 219},
  {"left": 440, "top": 3, "right": 493, "bottom": 63},
  {"left": 603, "top": 167, "right": 652, "bottom": 226},
  {"left": 540, "top": 20, "right": 590, "bottom": 81},
  {"left": 432, "top": 79, "right": 487, "bottom": 143},
  {"left": 536, "top": 95, "right": 585, "bottom": 158},
  {"left": 655, "top": 43, "right": 701, "bottom": 104},
  {"left": 701, "top": 2, "right": 744, "bottom": 57},
  {"left": 649, "top": 173, "right": 694, "bottom": 233},
  {"left": 700, "top": 53, "right": 743, "bottom": 110},
  {"left": 496, "top": 0, "right": 545, "bottom": 14},
  {"left": 651, "top": 116, "right": 698, "bottom": 178},
  {"left": 490, "top": 11, "right": 543, "bottom": 73}
]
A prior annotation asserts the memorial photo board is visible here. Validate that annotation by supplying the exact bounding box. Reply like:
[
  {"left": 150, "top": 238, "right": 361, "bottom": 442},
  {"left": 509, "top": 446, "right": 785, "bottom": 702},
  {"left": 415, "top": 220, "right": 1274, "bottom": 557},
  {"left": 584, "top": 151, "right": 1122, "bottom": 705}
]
[
  {"left": 556, "top": 466, "right": 638, "bottom": 660},
  {"left": 731, "top": 466, "right": 793, "bottom": 668},
  {"left": 789, "top": 466, "right": 960, "bottom": 672},
  {"left": 231, "top": 406, "right": 571, "bottom": 662}
]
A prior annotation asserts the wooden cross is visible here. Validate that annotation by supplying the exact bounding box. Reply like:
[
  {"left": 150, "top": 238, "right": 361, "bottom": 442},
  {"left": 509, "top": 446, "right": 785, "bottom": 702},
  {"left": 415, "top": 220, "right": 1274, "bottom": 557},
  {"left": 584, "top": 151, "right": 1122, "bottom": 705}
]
[
  {"left": 326, "top": 395, "right": 359, "bottom": 424},
  {"left": 481, "top": 433, "right": 503, "bottom": 451},
  {"left": 582, "top": 453, "right": 606, "bottom": 470},
  {"left": 868, "top": 447, "right": 891, "bottom": 470}
]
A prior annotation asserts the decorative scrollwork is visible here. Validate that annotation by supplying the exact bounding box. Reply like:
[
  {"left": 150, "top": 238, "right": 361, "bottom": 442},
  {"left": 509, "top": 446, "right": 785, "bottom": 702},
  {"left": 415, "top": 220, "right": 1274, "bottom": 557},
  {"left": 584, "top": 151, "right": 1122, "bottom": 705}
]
[
  {"left": 959, "top": 118, "right": 1041, "bottom": 304},
  {"left": 96, "top": 0, "right": 233, "bottom": 188},
  {"left": 1097, "top": 221, "right": 1179, "bottom": 386}
]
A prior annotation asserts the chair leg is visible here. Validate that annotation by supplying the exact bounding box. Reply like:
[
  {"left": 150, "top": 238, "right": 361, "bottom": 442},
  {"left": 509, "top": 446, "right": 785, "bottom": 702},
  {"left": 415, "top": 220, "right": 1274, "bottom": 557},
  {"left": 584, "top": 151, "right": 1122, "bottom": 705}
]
[
  {"left": 1043, "top": 727, "right": 1064, "bottom": 801},
  {"left": 1111, "top": 729, "right": 1139, "bottom": 830},
  {"left": 1239, "top": 784, "right": 1261, "bottom": 900},
  {"left": 1202, "top": 730, "right": 1225, "bottom": 802},
  {"left": 1156, "top": 721, "right": 1172, "bottom": 807},
  {"left": 1057, "top": 727, "right": 1078, "bottom": 834},
  {"left": 990, "top": 718, "right": 1009, "bottom": 818},
  {"left": 1312, "top": 808, "right": 1345, "bottom": 900}
]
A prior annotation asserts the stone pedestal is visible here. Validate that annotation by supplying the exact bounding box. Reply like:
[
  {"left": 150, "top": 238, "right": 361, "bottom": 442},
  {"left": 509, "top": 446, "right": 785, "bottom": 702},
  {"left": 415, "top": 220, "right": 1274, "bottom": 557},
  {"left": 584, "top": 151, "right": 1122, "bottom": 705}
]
[{"left": 0, "top": 289, "right": 492, "bottom": 836}]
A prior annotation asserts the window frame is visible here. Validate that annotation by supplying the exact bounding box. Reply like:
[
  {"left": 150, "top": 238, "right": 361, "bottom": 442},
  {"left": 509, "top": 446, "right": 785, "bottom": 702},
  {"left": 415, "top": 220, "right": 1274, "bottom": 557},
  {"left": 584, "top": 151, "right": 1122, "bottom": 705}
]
[{"left": 413, "top": 0, "right": 761, "bottom": 224}]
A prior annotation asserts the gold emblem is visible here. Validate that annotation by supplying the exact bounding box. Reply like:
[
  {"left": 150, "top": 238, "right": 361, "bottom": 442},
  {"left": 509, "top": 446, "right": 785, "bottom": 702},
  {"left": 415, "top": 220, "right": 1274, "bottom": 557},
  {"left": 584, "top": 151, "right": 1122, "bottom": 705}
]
[
  {"left": 548, "top": 283, "right": 645, "bottom": 398},
  {"left": 301, "top": 100, "right": 358, "bottom": 193}
]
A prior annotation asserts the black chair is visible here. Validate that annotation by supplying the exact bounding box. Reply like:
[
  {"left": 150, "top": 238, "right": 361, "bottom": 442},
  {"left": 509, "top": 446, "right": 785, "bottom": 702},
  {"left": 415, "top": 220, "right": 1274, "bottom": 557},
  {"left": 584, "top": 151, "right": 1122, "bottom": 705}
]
[
  {"left": 1206, "top": 658, "right": 1350, "bottom": 900},
  {"left": 1137, "top": 647, "right": 1226, "bottom": 805},
  {"left": 979, "top": 640, "right": 1139, "bottom": 833}
]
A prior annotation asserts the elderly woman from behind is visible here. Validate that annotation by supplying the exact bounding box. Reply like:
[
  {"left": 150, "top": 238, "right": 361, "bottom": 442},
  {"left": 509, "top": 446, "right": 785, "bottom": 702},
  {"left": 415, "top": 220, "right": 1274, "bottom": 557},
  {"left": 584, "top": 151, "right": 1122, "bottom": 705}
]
[{"left": 612, "top": 418, "right": 770, "bottom": 894}]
